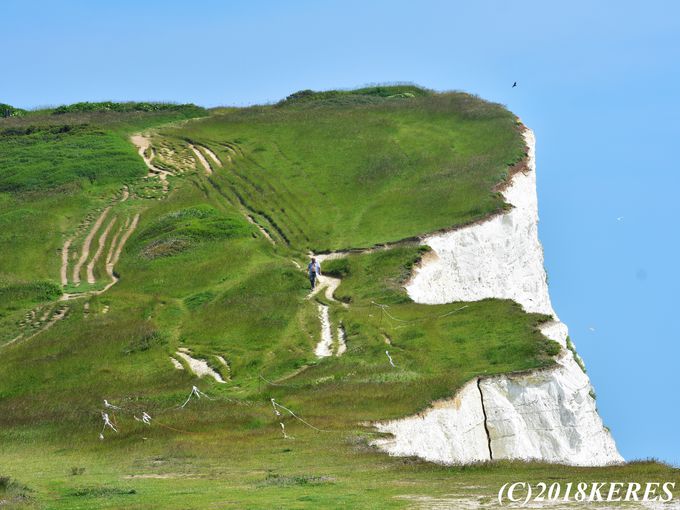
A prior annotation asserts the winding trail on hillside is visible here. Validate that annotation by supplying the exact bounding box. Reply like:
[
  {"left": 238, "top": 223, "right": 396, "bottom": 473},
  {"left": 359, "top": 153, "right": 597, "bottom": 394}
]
[
  {"left": 72, "top": 207, "right": 111, "bottom": 285},
  {"left": 306, "top": 274, "right": 341, "bottom": 303},
  {"left": 130, "top": 134, "right": 171, "bottom": 194},
  {"left": 302, "top": 252, "right": 356, "bottom": 358},
  {"left": 314, "top": 304, "right": 334, "bottom": 357},
  {"left": 86, "top": 217, "right": 117, "bottom": 284},
  {"left": 305, "top": 249, "right": 385, "bottom": 303},
  {"left": 194, "top": 138, "right": 282, "bottom": 247}
]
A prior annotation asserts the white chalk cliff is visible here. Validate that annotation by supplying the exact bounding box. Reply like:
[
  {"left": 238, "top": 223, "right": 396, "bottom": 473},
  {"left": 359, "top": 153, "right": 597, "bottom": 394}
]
[{"left": 373, "top": 129, "right": 623, "bottom": 466}]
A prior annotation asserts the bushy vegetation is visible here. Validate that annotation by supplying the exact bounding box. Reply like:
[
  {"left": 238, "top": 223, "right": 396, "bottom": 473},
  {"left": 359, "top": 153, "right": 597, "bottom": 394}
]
[
  {"left": 137, "top": 206, "right": 254, "bottom": 259},
  {"left": 0, "top": 103, "right": 26, "bottom": 118},
  {"left": 0, "top": 125, "right": 146, "bottom": 192},
  {"left": 567, "top": 336, "right": 588, "bottom": 373},
  {"left": 0, "top": 102, "right": 206, "bottom": 194},
  {"left": 321, "top": 257, "right": 351, "bottom": 278},
  {"left": 278, "top": 84, "right": 431, "bottom": 106},
  {"left": 66, "top": 485, "right": 136, "bottom": 497},
  {"left": 0, "top": 475, "right": 33, "bottom": 507},
  {"left": 0, "top": 281, "right": 61, "bottom": 305},
  {"left": 52, "top": 101, "right": 203, "bottom": 115}
]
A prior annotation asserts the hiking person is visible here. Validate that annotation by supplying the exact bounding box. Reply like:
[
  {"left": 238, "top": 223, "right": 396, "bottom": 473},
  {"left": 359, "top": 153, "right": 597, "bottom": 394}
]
[{"left": 308, "top": 257, "right": 321, "bottom": 289}]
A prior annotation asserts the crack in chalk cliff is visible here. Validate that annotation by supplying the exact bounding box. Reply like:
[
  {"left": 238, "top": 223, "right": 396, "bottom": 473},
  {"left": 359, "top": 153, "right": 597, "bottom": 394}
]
[{"left": 477, "top": 378, "right": 493, "bottom": 460}]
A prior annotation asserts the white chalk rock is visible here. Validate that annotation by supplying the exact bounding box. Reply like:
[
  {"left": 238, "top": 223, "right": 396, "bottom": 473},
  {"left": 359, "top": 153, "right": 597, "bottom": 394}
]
[
  {"left": 373, "top": 129, "right": 623, "bottom": 466},
  {"left": 374, "top": 350, "right": 622, "bottom": 466},
  {"left": 481, "top": 352, "right": 622, "bottom": 465},
  {"left": 407, "top": 130, "right": 553, "bottom": 316},
  {"left": 175, "top": 351, "right": 225, "bottom": 383},
  {"left": 373, "top": 380, "right": 490, "bottom": 464}
]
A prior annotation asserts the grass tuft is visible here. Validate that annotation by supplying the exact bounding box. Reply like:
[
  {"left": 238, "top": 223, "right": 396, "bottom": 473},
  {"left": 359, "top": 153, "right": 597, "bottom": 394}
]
[
  {"left": 258, "top": 473, "right": 334, "bottom": 488},
  {"left": 67, "top": 486, "right": 136, "bottom": 497}
]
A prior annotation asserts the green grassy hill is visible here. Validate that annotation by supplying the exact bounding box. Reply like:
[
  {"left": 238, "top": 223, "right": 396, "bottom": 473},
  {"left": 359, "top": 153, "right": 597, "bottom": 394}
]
[
  {"left": 161, "top": 90, "right": 525, "bottom": 251},
  {"left": 0, "top": 88, "right": 676, "bottom": 509}
]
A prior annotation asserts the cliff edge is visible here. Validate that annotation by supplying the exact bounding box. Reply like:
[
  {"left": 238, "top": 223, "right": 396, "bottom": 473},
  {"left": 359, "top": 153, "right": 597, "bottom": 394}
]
[{"left": 373, "top": 128, "right": 623, "bottom": 466}]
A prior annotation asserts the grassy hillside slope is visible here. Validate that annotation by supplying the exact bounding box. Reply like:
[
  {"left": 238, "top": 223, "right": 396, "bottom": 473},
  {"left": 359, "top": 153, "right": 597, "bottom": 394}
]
[
  {"left": 0, "top": 88, "right": 676, "bottom": 509},
  {"left": 0, "top": 104, "right": 206, "bottom": 345},
  {"left": 161, "top": 89, "right": 525, "bottom": 251}
]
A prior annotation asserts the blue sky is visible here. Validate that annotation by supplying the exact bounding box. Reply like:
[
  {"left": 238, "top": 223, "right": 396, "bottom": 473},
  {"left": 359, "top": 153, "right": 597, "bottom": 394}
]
[{"left": 3, "top": 0, "right": 679, "bottom": 464}]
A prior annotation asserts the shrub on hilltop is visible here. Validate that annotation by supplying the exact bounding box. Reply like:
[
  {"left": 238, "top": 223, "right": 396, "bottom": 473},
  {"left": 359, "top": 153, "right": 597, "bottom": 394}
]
[
  {"left": 52, "top": 101, "right": 204, "bottom": 115},
  {"left": 0, "top": 103, "right": 26, "bottom": 118}
]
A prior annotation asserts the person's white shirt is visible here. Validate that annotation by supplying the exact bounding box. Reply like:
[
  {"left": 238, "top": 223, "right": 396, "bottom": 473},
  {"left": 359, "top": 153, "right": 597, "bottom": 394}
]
[{"left": 308, "top": 260, "right": 321, "bottom": 275}]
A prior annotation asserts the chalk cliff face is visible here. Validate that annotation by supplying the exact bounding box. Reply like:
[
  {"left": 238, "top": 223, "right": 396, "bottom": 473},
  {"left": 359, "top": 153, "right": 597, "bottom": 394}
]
[
  {"left": 374, "top": 380, "right": 490, "bottom": 464},
  {"left": 406, "top": 130, "right": 550, "bottom": 315},
  {"left": 373, "top": 129, "right": 623, "bottom": 466}
]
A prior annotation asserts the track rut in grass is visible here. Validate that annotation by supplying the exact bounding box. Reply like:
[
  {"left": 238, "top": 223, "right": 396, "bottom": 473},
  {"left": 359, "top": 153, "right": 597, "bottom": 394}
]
[
  {"left": 189, "top": 144, "right": 213, "bottom": 175},
  {"left": 86, "top": 217, "right": 117, "bottom": 284},
  {"left": 61, "top": 213, "right": 140, "bottom": 301},
  {"left": 60, "top": 239, "right": 72, "bottom": 286},
  {"left": 205, "top": 175, "right": 281, "bottom": 245},
  {"left": 72, "top": 207, "right": 111, "bottom": 285},
  {"left": 192, "top": 143, "right": 222, "bottom": 169},
  {"left": 201, "top": 144, "right": 223, "bottom": 167},
  {"left": 109, "top": 213, "right": 140, "bottom": 270}
]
